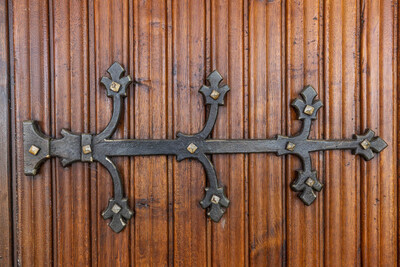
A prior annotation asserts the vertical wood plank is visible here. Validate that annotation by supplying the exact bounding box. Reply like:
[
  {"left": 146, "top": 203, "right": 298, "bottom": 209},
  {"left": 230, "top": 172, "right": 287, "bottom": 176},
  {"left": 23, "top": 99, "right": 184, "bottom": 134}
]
[
  {"left": 248, "top": 0, "right": 285, "bottom": 265},
  {"left": 285, "top": 0, "right": 324, "bottom": 266},
  {"left": 93, "top": 0, "right": 131, "bottom": 265},
  {"left": 323, "top": 0, "right": 361, "bottom": 266},
  {"left": 360, "top": 0, "right": 397, "bottom": 265},
  {"left": 171, "top": 0, "right": 208, "bottom": 265},
  {"left": 52, "top": 0, "right": 91, "bottom": 265},
  {"left": 12, "top": 0, "right": 53, "bottom": 265},
  {"left": 132, "top": 0, "right": 169, "bottom": 265},
  {"left": 210, "top": 0, "right": 247, "bottom": 266},
  {"left": 0, "top": 0, "right": 12, "bottom": 265}
]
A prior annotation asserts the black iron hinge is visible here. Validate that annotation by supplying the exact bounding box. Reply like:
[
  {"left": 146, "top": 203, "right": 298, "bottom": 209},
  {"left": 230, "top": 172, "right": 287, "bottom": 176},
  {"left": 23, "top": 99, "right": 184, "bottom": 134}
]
[{"left": 23, "top": 62, "right": 387, "bottom": 233}]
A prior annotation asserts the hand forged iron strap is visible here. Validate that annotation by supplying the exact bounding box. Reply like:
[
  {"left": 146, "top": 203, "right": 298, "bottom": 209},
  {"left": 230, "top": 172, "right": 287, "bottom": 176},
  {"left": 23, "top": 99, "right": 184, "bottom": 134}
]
[{"left": 23, "top": 62, "right": 387, "bottom": 233}]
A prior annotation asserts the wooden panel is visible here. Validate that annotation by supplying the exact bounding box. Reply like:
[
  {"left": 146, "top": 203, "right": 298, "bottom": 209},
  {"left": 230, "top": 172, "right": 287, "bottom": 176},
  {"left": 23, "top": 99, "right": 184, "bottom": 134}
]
[
  {"left": 360, "top": 0, "right": 397, "bottom": 265},
  {"left": 52, "top": 1, "right": 91, "bottom": 265},
  {"left": 8, "top": 0, "right": 399, "bottom": 266},
  {"left": 210, "top": 0, "right": 247, "bottom": 266},
  {"left": 248, "top": 0, "right": 285, "bottom": 265},
  {"left": 285, "top": 1, "right": 324, "bottom": 266},
  {"left": 171, "top": 0, "right": 208, "bottom": 265},
  {"left": 132, "top": 0, "right": 168, "bottom": 265},
  {"left": 0, "top": 0, "right": 12, "bottom": 265},
  {"left": 12, "top": 0, "right": 53, "bottom": 265},
  {"left": 323, "top": 0, "right": 360, "bottom": 266},
  {"left": 93, "top": 0, "right": 130, "bottom": 265}
]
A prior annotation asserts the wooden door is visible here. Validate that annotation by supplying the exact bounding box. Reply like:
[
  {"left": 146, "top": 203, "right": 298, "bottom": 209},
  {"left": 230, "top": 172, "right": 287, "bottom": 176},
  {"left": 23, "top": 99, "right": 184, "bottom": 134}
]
[{"left": 1, "top": 0, "right": 398, "bottom": 266}]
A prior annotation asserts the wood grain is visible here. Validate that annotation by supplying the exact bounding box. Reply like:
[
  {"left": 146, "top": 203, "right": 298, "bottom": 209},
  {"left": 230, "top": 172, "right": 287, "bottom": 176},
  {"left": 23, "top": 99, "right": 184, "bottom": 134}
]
[
  {"left": 360, "top": 0, "right": 397, "bottom": 265},
  {"left": 6, "top": 0, "right": 399, "bottom": 266},
  {"left": 52, "top": 1, "right": 91, "bottom": 265},
  {"left": 132, "top": 0, "right": 168, "bottom": 265},
  {"left": 171, "top": 0, "right": 208, "bottom": 265},
  {"left": 211, "top": 0, "right": 247, "bottom": 266},
  {"left": 93, "top": 0, "right": 130, "bottom": 265},
  {"left": 248, "top": 0, "right": 285, "bottom": 265},
  {"left": 12, "top": 0, "right": 53, "bottom": 265},
  {"left": 323, "top": 1, "right": 360, "bottom": 266},
  {"left": 0, "top": 0, "right": 11, "bottom": 265},
  {"left": 286, "top": 0, "right": 324, "bottom": 266}
]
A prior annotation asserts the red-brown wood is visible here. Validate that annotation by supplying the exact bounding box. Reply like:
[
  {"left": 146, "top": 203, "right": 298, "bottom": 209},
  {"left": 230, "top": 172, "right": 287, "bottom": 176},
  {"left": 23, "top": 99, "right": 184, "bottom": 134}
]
[
  {"left": 248, "top": 1, "right": 285, "bottom": 265},
  {"left": 3, "top": 0, "right": 399, "bottom": 266},
  {"left": 0, "top": 0, "right": 12, "bottom": 265},
  {"left": 286, "top": 1, "right": 324, "bottom": 266},
  {"left": 171, "top": 1, "right": 208, "bottom": 265},
  {"left": 211, "top": 0, "right": 247, "bottom": 266},
  {"left": 324, "top": 1, "right": 361, "bottom": 265}
]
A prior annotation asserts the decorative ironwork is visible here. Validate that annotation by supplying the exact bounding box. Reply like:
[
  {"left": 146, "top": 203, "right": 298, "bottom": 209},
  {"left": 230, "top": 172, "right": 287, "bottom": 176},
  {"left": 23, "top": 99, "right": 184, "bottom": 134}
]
[{"left": 23, "top": 62, "right": 387, "bottom": 233}]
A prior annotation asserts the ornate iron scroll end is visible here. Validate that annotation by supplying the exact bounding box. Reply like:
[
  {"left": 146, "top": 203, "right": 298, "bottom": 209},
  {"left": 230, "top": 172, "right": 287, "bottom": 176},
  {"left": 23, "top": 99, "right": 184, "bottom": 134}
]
[
  {"left": 102, "top": 198, "right": 133, "bottom": 233},
  {"left": 23, "top": 121, "right": 50, "bottom": 176},
  {"left": 291, "top": 85, "right": 323, "bottom": 120},
  {"left": 291, "top": 170, "right": 323, "bottom": 205},
  {"left": 199, "top": 70, "right": 229, "bottom": 106},
  {"left": 101, "top": 62, "right": 132, "bottom": 98},
  {"left": 200, "top": 186, "right": 230, "bottom": 222},
  {"left": 352, "top": 129, "right": 388, "bottom": 161}
]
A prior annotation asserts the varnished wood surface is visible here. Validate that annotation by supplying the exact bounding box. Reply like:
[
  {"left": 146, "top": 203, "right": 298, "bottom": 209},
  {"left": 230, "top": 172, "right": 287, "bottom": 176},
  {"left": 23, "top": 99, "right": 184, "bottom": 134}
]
[
  {"left": 0, "top": 0, "right": 11, "bottom": 266},
  {"left": 2, "top": 0, "right": 399, "bottom": 266}
]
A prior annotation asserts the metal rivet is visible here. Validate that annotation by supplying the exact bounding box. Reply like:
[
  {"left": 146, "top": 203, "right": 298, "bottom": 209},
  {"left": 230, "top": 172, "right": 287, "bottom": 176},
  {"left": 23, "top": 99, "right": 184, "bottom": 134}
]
[
  {"left": 112, "top": 204, "right": 122, "bottom": 214},
  {"left": 360, "top": 139, "right": 371, "bottom": 150},
  {"left": 210, "top": 90, "right": 220, "bottom": 100},
  {"left": 82, "top": 145, "right": 92, "bottom": 154},
  {"left": 110, "top": 81, "right": 121, "bottom": 92},
  {"left": 211, "top": 195, "right": 220, "bottom": 204},
  {"left": 304, "top": 105, "right": 315, "bottom": 115},
  {"left": 187, "top": 143, "right": 198, "bottom": 154},
  {"left": 29, "top": 145, "right": 40, "bottom": 155},
  {"left": 305, "top": 178, "right": 315, "bottom": 187},
  {"left": 286, "top": 142, "right": 296, "bottom": 151}
]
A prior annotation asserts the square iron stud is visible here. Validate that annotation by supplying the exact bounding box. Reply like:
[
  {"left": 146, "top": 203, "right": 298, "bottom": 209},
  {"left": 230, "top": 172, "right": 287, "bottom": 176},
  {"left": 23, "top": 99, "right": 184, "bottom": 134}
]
[
  {"left": 82, "top": 145, "right": 92, "bottom": 154},
  {"left": 111, "top": 204, "right": 122, "bottom": 214},
  {"left": 187, "top": 143, "right": 198, "bottom": 154},
  {"left": 360, "top": 139, "right": 371, "bottom": 150},
  {"left": 210, "top": 90, "right": 220, "bottom": 100},
  {"left": 303, "top": 105, "right": 315, "bottom": 115},
  {"left": 110, "top": 81, "right": 121, "bottom": 92},
  {"left": 211, "top": 195, "right": 220, "bottom": 204},
  {"left": 29, "top": 145, "right": 40, "bottom": 155},
  {"left": 305, "top": 178, "right": 315, "bottom": 187},
  {"left": 286, "top": 142, "right": 296, "bottom": 151}
]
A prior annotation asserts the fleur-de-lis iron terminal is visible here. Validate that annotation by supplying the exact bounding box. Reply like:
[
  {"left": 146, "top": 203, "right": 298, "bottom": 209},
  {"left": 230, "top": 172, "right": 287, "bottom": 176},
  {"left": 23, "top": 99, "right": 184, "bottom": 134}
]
[{"left": 23, "top": 62, "right": 387, "bottom": 233}]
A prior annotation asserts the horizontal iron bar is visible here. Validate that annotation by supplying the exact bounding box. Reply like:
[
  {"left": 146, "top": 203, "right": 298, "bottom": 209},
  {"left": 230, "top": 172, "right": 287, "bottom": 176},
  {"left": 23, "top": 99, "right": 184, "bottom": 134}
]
[
  {"left": 95, "top": 140, "right": 179, "bottom": 156},
  {"left": 95, "top": 139, "right": 360, "bottom": 157}
]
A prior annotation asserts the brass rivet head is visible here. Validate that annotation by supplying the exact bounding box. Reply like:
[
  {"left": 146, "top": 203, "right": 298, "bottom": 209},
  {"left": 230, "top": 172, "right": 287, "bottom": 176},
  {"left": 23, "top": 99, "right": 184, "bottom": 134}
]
[
  {"left": 286, "top": 142, "right": 296, "bottom": 151},
  {"left": 305, "top": 178, "right": 315, "bottom": 187},
  {"left": 210, "top": 90, "right": 220, "bottom": 100},
  {"left": 304, "top": 105, "right": 315, "bottom": 115},
  {"left": 82, "top": 145, "right": 92, "bottom": 154},
  {"left": 360, "top": 139, "right": 371, "bottom": 150},
  {"left": 110, "top": 81, "right": 121, "bottom": 92},
  {"left": 29, "top": 145, "right": 40, "bottom": 155},
  {"left": 211, "top": 195, "right": 220, "bottom": 204},
  {"left": 111, "top": 204, "right": 122, "bottom": 214},
  {"left": 187, "top": 143, "right": 198, "bottom": 154}
]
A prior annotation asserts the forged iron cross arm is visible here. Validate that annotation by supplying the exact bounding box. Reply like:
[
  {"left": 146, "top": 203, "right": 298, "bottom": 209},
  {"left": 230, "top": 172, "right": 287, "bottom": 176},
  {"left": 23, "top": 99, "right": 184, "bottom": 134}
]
[{"left": 23, "top": 62, "right": 387, "bottom": 233}]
